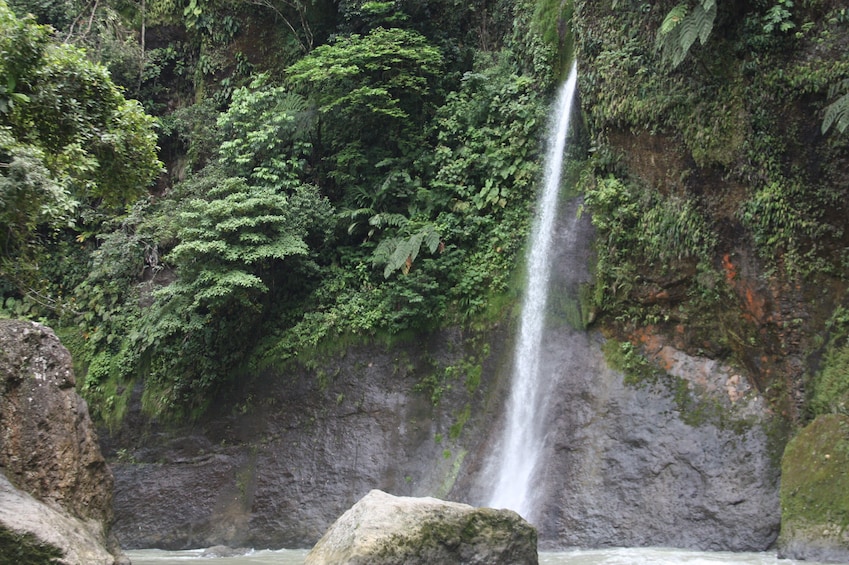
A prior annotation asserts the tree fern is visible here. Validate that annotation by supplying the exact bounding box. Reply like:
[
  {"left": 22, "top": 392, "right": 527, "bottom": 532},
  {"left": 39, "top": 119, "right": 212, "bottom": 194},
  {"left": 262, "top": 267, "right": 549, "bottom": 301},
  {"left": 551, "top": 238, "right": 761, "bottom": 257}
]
[
  {"left": 656, "top": 0, "right": 717, "bottom": 68},
  {"left": 822, "top": 79, "right": 849, "bottom": 135}
]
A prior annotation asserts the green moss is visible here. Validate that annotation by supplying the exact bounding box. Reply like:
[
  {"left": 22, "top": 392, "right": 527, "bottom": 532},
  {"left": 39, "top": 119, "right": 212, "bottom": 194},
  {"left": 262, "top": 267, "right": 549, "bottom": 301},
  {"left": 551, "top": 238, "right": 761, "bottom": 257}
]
[
  {"left": 812, "top": 341, "right": 849, "bottom": 416},
  {"left": 434, "top": 449, "right": 467, "bottom": 499},
  {"left": 780, "top": 415, "right": 849, "bottom": 547},
  {"left": 601, "top": 339, "right": 660, "bottom": 386},
  {"left": 0, "top": 527, "right": 63, "bottom": 564},
  {"left": 449, "top": 404, "right": 471, "bottom": 441},
  {"left": 531, "top": 0, "right": 574, "bottom": 79}
]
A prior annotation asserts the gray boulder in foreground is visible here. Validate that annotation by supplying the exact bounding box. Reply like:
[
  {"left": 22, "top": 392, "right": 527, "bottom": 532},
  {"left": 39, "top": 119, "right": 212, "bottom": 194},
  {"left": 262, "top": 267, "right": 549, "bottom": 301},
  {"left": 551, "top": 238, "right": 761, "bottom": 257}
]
[
  {"left": 0, "top": 473, "right": 115, "bottom": 564},
  {"left": 304, "top": 489, "right": 538, "bottom": 565}
]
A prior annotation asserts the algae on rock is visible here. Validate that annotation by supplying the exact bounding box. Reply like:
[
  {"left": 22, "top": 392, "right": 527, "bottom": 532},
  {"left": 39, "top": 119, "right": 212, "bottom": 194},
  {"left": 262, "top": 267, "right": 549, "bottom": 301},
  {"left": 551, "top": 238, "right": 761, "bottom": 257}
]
[{"left": 779, "top": 414, "right": 849, "bottom": 563}]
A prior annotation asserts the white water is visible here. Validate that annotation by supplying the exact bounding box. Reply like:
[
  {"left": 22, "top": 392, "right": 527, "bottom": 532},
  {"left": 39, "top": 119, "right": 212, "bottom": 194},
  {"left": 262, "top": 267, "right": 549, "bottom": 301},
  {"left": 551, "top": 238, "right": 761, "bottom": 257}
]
[
  {"left": 486, "top": 61, "right": 579, "bottom": 519},
  {"left": 125, "top": 547, "right": 832, "bottom": 565}
]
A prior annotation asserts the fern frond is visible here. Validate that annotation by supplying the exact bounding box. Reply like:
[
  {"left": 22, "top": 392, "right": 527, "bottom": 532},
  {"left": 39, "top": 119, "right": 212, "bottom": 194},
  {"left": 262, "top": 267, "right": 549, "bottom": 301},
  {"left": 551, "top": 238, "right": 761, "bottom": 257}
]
[
  {"left": 374, "top": 223, "right": 443, "bottom": 278},
  {"left": 384, "top": 237, "right": 414, "bottom": 278},
  {"left": 659, "top": 4, "right": 688, "bottom": 36},
  {"left": 828, "top": 78, "right": 849, "bottom": 99},
  {"left": 656, "top": 0, "right": 717, "bottom": 68},
  {"left": 369, "top": 212, "right": 408, "bottom": 229},
  {"left": 678, "top": 9, "right": 700, "bottom": 56},
  {"left": 695, "top": 2, "right": 717, "bottom": 44},
  {"left": 422, "top": 225, "right": 441, "bottom": 254},
  {"left": 822, "top": 91, "right": 849, "bottom": 135}
]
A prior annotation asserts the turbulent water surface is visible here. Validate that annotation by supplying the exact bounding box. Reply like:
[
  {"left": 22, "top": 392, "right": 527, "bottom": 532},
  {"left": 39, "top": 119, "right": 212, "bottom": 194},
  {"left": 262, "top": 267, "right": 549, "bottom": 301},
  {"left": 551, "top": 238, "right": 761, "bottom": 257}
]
[{"left": 126, "top": 547, "right": 830, "bottom": 564}]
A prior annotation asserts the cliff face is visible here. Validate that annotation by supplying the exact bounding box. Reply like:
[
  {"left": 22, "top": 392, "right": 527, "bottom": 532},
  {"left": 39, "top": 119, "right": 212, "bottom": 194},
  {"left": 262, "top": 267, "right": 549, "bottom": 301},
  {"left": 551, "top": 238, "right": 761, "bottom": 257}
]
[
  {"left": 571, "top": 1, "right": 849, "bottom": 554},
  {"left": 101, "top": 327, "right": 508, "bottom": 550},
  {"left": 0, "top": 319, "right": 117, "bottom": 563},
  {"left": 102, "top": 315, "right": 782, "bottom": 553},
  {"left": 572, "top": 0, "right": 849, "bottom": 419}
]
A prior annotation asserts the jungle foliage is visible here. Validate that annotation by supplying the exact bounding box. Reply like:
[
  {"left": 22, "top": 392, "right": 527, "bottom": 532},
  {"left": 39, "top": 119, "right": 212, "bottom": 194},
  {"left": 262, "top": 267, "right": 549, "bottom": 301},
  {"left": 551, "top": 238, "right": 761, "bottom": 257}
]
[
  {"left": 575, "top": 0, "right": 849, "bottom": 414},
  {"left": 6, "top": 0, "right": 847, "bottom": 424},
  {"left": 0, "top": 0, "right": 566, "bottom": 421}
]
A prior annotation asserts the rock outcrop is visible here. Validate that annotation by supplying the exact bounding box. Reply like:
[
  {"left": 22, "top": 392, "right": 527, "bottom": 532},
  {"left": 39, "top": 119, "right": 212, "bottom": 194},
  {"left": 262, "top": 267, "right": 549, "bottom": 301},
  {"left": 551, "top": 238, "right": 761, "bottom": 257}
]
[
  {"left": 778, "top": 414, "right": 849, "bottom": 563},
  {"left": 491, "top": 326, "right": 781, "bottom": 551},
  {"left": 304, "top": 489, "right": 537, "bottom": 565},
  {"left": 0, "top": 319, "right": 118, "bottom": 564},
  {"left": 102, "top": 326, "right": 507, "bottom": 550}
]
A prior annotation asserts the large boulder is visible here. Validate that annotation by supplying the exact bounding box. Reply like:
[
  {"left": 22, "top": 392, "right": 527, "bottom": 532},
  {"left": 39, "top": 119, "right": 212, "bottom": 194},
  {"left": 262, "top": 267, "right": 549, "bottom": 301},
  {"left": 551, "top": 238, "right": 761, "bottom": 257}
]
[
  {"left": 304, "top": 489, "right": 538, "bottom": 565},
  {"left": 778, "top": 414, "right": 849, "bottom": 563},
  {"left": 0, "top": 319, "right": 118, "bottom": 563},
  {"left": 0, "top": 473, "right": 115, "bottom": 564}
]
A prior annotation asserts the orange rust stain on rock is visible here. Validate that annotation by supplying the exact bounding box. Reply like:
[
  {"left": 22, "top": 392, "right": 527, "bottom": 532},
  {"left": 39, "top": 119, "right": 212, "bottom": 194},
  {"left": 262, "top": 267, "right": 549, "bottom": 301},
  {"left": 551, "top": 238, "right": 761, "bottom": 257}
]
[
  {"left": 628, "top": 326, "right": 676, "bottom": 370},
  {"left": 722, "top": 253, "right": 737, "bottom": 283},
  {"left": 743, "top": 286, "right": 766, "bottom": 322}
]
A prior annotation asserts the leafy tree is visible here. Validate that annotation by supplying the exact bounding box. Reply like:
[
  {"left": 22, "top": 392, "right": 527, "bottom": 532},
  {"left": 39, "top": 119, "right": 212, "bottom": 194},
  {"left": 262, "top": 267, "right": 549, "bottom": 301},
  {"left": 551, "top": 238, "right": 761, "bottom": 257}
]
[
  {"left": 132, "top": 171, "right": 332, "bottom": 415},
  {"left": 286, "top": 27, "right": 443, "bottom": 193},
  {"left": 0, "top": 0, "right": 160, "bottom": 297},
  {"left": 109, "top": 71, "right": 334, "bottom": 415},
  {"left": 217, "top": 74, "right": 313, "bottom": 187},
  {"left": 0, "top": 1, "right": 49, "bottom": 113},
  {"left": 287, "top": 27, "right": 442, "bottom": 128}
]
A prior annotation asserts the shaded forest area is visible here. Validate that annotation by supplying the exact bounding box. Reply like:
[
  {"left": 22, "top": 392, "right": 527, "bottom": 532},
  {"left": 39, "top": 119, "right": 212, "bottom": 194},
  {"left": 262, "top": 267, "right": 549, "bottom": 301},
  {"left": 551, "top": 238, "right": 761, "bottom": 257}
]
[{"left": 0, "top": 0, "right": 570, "bottom": 422}]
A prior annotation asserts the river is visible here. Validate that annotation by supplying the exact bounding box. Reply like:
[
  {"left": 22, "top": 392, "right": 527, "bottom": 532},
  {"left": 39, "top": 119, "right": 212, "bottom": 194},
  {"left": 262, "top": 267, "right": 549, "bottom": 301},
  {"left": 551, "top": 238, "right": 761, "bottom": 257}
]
[{"left": 126, "top": 547, "right": 831, "bottom": 564}]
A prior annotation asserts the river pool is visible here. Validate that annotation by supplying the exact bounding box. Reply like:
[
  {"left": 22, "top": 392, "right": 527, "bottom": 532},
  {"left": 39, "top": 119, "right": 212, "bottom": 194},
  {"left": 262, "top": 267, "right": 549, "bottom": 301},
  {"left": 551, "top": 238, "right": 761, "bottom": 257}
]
[{"left": 126, "top": 547, "right": 831, "bottom": 564}]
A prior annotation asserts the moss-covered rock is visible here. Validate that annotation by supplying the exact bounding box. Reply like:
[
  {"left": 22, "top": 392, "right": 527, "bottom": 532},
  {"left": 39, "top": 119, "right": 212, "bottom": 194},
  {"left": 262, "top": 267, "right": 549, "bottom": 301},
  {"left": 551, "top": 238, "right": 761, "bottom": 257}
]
[
  {"left": 304, "top": 489, "right": 538, "bottom": 565},
  {"left": 0, "top": 527, "right": 63, "bottom": 565},
  {"left": 778, "top": 414, "right": 849, "bottom": 563}
]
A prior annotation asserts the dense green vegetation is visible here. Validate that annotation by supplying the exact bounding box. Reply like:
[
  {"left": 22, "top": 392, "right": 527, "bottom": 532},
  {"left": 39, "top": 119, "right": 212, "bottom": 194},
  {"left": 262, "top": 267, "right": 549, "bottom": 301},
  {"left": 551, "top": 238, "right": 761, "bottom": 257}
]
[
  {"left": 2, "top": 0, "right": 847, "bottom": 427},
  {"left": 780, "top": 414, "right": 849, "bottom": 544},
  {"left": 575, "top": 0, "right": 849, "bottom": 415},
  {"left": 0, "top": 0, "right": 569, "bottom": 421}
]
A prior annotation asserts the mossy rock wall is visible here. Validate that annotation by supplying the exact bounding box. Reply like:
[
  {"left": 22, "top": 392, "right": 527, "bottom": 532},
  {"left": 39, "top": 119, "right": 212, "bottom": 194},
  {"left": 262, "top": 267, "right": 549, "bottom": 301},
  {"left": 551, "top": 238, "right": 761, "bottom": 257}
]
[{"left": 779, "top": 414, "right": 849, "bottom": 562}]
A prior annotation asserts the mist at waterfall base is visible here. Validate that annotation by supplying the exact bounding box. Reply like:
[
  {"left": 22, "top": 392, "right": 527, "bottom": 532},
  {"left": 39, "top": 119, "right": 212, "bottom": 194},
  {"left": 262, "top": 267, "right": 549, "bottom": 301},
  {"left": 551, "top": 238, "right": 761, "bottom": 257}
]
[{"left": 125, "top": 547, "right": 832, "bottom": 565}]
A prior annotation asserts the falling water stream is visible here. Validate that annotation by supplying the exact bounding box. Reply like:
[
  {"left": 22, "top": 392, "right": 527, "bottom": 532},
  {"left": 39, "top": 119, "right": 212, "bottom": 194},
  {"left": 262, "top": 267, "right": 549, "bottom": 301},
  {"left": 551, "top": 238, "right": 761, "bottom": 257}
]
[{"left": 486, "top": 61, "right": 579, "bottom": 519}]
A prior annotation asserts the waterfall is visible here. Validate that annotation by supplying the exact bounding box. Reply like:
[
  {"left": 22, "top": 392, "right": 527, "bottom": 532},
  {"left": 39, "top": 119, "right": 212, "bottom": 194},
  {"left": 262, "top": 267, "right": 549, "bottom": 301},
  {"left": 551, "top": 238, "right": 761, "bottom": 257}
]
[{"left": 486, "top": 61, "right": 579, "bottom": 519}]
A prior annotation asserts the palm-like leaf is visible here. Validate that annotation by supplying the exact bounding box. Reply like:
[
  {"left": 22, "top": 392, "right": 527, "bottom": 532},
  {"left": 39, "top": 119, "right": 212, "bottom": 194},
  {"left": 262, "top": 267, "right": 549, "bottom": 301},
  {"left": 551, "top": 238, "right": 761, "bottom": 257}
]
[{"left": 823, "top": 80, "right": 849, "bottom": 135}]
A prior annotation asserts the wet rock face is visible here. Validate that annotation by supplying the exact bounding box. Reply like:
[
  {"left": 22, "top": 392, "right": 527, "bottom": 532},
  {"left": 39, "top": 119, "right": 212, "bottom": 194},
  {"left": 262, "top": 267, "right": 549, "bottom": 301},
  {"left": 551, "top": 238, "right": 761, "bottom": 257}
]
[
  {"left": 0, "top": 320, "right": 112, "bottom": 523},
  {"left": 304, "top": 490, "right": 538, "bottom": 565},
  {"left": 106, "top": 323, "right": 782, "bottom": 554},
  {"left": 103, "top": 327, "right": 506, "bottom": 550},
  {"left": 524, "top": 327, "right": 781, "bottom": 551}
]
